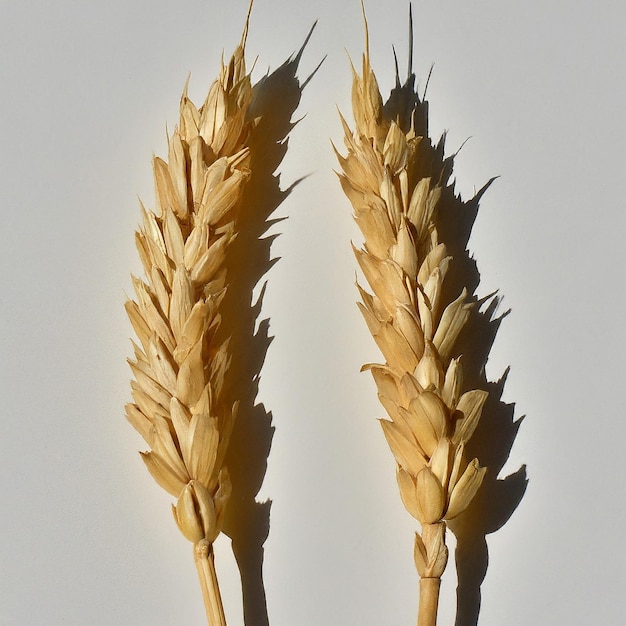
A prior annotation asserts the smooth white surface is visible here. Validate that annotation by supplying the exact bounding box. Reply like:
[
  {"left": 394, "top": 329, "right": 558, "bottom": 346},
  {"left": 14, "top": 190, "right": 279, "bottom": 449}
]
[{"left": 1, "top": 1, "right": 625, "bottom": 624}]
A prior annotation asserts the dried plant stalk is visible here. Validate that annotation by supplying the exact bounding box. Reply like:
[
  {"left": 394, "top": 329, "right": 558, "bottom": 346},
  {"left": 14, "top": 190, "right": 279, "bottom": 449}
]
[
  {"left": 124, "top": 13, "right": 268, "bottom": 625},
  {"left": 336, "top": 8, "right": 497, "bottom": 626}
]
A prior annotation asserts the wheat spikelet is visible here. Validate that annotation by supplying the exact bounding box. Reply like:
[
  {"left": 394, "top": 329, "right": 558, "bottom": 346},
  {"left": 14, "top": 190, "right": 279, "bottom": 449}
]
[
  {"left": 336, "top": 7, "right": 498, "bottom": 625},
  {"left": 124, "top": 10, "right": 273, "bottom": 624}
]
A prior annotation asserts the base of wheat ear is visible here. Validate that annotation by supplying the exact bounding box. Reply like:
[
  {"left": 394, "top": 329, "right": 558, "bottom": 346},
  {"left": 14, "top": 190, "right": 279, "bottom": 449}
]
[
  {"left": 124, "top": 14, "right": 267, "bottom": 626},
  {"left": 336, "top": 10, "right": 493, "bottom": 626}
]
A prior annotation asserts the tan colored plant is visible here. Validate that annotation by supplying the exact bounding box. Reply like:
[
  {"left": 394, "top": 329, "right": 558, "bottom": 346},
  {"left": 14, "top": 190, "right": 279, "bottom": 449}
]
[
  {"left": 124, "top": 11, "right": 265, "bottom": 625},
  {"left": 336, "top": 11, "right": 494, "bottom": 626}
]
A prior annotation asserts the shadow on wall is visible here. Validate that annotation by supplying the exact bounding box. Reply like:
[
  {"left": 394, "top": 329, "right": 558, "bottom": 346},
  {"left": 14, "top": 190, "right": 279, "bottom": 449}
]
[
  {"left": 447, "top": 274, "right": 528, "bottom": 626},
  {"left": 220, "top": 25, "right": 321, "bottom": 626},
  {"left": 372, "top": 21, "right": 528, "bottom": 625},
  {"left": 420, "top": 99, "right": 528, "bottom": 626},
  {"left": 423, "top": 72, "right": 528, "bottom": 626},
  {"left": 423, "top": 80, "right": 528, "bottom": 626}
]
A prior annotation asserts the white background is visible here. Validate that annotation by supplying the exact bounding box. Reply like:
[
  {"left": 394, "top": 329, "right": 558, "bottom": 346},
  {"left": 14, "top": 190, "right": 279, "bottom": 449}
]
[{"left": 1, "top": 0, "right": 625, "bottom": 624}]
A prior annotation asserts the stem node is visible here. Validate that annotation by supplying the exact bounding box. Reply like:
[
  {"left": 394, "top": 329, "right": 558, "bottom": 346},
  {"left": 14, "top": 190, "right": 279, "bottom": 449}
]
[{"left": 194, "top": 540, "right": 227, "bottom": 626}]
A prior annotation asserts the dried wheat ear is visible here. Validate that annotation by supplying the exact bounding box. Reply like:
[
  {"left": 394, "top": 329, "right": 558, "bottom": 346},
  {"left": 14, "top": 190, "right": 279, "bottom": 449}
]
[
  {"left": 336, "top": 13, "right": 497, "bottom": 626},
  {"left": 124, "top": 21, "right": 259, "bottom": 626}
]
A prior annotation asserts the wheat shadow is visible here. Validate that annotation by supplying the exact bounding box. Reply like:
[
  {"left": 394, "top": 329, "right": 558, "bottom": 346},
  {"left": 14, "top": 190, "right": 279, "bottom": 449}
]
[
  {"left": 448, "top": 296, "right": 527, "bottom": 626},
  {"left": 434, "top": 153, "right": 528, "bottom": 626},
  {"left": 436, "top": 154, "right": 528, "bottom": 626},
  {"left": 385, "top": 16, "right": 528, "bottom": 621},
  {"left": 219, "top": 26, "right": 320, "bottom": 626},
  {"left": 437, "top": 154, "right": 528, "bottom": 626}
]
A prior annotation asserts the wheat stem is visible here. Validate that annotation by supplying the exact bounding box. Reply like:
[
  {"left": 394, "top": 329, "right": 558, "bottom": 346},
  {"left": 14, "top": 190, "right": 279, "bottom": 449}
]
[
  {"left": 194, "top": 540, "right": 226, "bottom": 626},
  {"left": 418, "top": 578, "right": 441, "bottom": 626}
]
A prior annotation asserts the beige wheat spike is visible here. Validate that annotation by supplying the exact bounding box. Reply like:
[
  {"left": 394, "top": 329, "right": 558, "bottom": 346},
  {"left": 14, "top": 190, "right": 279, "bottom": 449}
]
[
  {"left": 337, "top": 5, "right": 493, "bottom": 626},
  {"left": 124, "top": 8, "right": 262, "bottom": 625}
]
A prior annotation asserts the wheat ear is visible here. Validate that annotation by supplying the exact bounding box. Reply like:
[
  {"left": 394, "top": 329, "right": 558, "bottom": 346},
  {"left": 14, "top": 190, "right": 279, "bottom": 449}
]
[
  {"left": 336, "top": 8, "right": 493, "bottom": 626},
  {"left": 124, "top": 14, "right": 260, "bottom": 625}
]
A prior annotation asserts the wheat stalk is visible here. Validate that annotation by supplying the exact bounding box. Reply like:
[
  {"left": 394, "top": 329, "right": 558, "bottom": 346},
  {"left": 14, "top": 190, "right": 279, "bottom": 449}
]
[
  {"left": 336, "top": 7, "right": 496, "bottom": 625},
  {"left": 124, "top": 7, "right": 268, "bottom": 624}
]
